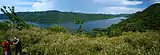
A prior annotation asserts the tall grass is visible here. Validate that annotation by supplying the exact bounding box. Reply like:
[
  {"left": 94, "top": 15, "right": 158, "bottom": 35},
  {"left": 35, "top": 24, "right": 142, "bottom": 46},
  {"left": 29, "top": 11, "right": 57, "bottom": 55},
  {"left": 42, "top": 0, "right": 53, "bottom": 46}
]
[{"left": 0, "top": 27, "right": 160, "bottom": 55}]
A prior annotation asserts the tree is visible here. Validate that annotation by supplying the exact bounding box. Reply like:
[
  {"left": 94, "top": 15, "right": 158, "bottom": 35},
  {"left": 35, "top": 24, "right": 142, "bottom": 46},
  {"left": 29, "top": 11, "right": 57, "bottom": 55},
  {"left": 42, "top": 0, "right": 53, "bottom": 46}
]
[
  {"left": 0, "top": 6, "right": 29, "bottom": 30},
  {"left": 74, "top": 20, "right": 84, "bottom": 31}
]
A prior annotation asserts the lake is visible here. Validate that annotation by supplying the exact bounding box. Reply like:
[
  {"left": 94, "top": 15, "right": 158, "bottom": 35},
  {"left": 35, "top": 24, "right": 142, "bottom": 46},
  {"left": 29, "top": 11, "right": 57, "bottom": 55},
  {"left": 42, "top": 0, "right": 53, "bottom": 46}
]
[{"left": 30, "top": 17, "right": 126, "bottom": 32}]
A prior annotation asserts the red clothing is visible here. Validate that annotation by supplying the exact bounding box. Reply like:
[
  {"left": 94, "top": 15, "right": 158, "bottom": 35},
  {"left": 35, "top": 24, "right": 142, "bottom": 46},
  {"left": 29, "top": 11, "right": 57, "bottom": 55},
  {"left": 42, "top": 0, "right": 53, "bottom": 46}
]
[{"left": 2, "top": 41, "right": 8, "bottom": 52}]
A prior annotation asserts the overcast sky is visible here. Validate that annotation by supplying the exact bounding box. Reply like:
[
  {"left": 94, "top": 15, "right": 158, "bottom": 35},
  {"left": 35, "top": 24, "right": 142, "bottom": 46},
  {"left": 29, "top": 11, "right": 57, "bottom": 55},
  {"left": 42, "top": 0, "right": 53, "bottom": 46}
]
[{"left": 0, "top": 0, "right": 159, "bottom": 14}]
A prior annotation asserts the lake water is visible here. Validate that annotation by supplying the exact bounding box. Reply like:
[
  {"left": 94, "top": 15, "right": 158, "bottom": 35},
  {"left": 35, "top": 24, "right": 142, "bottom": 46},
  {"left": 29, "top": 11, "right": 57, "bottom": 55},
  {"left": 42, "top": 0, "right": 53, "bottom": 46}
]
[{"left": 30, "top": 17, "right": 126, "bottom": 32}]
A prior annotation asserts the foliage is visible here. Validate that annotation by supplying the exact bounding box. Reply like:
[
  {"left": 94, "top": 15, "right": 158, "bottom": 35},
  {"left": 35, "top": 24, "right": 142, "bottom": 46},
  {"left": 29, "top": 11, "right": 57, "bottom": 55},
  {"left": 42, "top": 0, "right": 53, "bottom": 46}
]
[
  {"left": 107, "top": 26, "right": 122, "bottom": 37},
  {"left": 0, "top": 22, "right": 10, "bottom": 31},
  {"left": 121, "top": 3, "right": 160, "bottom": 30},
  {"left": 0, "top": 28, "right": 160, "bottom": 55},
  {"left": 93, "top": 3, "right": 160, "bottom": 37},
  {"left": 92, "top": 28, "right": 107, "bottom": 37},
  {"left": 74, "top": 20, "right": 84, "bottom": 31},
  {"left": 47, "top": 25, "right": 67, "bottom": 33},
  {"left": 0, "top": 6, "right": 30, "bottom": 30},
  {"left": 0, "top": 10, "right": 118, "bottom": 23}
]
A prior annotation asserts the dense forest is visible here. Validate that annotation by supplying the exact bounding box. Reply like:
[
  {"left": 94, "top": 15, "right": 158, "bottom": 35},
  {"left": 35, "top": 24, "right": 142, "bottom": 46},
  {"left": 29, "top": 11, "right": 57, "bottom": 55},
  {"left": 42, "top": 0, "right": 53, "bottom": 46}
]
[
  {"left": 93, "top": 3, "right": 160, "bottom": 37},
  {"left": 0, "top": 10, "right": 128, "bottom": 23},
  {"left": 0, "top": 3, "right": 160, "bottom": 55}
]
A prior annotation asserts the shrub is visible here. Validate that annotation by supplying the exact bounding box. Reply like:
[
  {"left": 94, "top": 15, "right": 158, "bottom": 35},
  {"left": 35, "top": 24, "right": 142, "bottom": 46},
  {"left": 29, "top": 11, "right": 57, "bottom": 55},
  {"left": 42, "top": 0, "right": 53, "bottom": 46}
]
[
  {"left": 0, "top": 22, "right": 10, "bottom": 31},
  {"left": 47, "top": 25, "right": 67, "bottom": 33},
  {"left": 1, "top": 28, "right": 160, "bottom": 55}
]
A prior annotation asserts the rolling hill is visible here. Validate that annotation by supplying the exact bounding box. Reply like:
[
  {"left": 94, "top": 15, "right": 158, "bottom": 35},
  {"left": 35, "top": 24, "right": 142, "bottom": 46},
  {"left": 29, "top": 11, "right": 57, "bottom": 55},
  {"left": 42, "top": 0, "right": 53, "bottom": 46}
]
[
  {"left": 94, "top": 3, "right": 160, "bottom": 37},
  {"left": 0, "top": 10, "right": 127, "bottom": 23}
]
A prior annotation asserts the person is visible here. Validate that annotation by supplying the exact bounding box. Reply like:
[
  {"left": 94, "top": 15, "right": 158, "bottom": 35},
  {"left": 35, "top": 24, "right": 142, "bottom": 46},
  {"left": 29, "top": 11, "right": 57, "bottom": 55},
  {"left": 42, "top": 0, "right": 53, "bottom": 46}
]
[
  {"left": 7, "top": 40, "right": 12, "bottom": 55},
  {"left": 2, "top": 38, "right": 11, "bottom": 55},
  {"left": 12, "top": 36, "right": 22, "bottom": 55}
]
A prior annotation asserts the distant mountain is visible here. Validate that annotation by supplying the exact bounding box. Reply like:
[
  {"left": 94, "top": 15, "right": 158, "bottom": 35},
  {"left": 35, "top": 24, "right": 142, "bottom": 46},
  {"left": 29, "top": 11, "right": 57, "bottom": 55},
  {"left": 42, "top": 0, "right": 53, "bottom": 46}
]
[
  {"left": 124, "top": 3, "right": 160, "bottom": 30},
  {"left": 0, "top": 14, "right": 7, "bottom": 19},
  {"left": 97, "top": 3, "right": 160, "bottom": 37},
  {"left": 0, "top": 10, "right": 127, "bottom": 23}
]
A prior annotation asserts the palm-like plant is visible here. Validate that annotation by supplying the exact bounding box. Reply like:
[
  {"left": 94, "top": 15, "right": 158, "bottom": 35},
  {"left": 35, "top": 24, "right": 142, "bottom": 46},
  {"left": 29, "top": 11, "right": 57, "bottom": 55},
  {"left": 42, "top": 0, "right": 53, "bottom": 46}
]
[{"left": 0, "top": 6, "right": 29, "bottom": 30}]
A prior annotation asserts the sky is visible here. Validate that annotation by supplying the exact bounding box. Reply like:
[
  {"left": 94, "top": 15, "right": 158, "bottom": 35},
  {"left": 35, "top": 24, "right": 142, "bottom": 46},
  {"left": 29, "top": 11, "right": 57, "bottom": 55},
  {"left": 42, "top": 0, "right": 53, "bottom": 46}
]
[{"left": 0, "top": 0, "right": 159, "bottom": 14}]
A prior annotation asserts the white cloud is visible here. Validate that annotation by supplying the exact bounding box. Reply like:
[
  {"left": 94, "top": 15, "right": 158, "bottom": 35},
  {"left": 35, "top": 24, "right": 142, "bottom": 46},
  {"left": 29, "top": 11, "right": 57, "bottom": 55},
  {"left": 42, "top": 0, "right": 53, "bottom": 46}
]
[
  {"left": 0, "top": 0, "right": 56, "bottom": 14},
  {"left": 152, "top": 0, "right": 160, "bottom": 3},
  {"left": 93, "top": 0, "right": 143, "bottom": 5},
  {"left": 93, "top": 0, "right": 143, "bottom": 14},
  {"left": 0, "top": 0, "right": 144, "bottom": 14},
  {"left": 99, "top": 6, "right": 143, "bottom": 14},
  {"left": 121, "top": 0, "right": 143, "bottom": 5},
  {"left": 0, "top": 0, "right": 34, "bottom": 14},
  {"left": 32, "top": 0, "right": 55, "bottom": 11},
  {"left": 0, "top": 0, "right": 34, "bottom": 6}
]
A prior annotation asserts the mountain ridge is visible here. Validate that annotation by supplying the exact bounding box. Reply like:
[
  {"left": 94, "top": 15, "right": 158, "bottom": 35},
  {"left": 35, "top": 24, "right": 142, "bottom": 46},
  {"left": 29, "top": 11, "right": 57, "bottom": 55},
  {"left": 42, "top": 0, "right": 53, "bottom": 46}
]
[
  {"left": 94, "top": 3, "right": 160, "bottom": 37},
  {"left": 0, "top": 10, "right": 128, "bottom": 23}
]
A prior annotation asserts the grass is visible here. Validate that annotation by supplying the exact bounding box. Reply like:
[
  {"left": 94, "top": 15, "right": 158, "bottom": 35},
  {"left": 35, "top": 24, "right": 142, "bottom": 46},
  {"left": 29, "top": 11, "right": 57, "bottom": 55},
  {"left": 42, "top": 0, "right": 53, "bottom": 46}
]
[{"left": 0, "top": 27, "right": 160, "bottom": 55}]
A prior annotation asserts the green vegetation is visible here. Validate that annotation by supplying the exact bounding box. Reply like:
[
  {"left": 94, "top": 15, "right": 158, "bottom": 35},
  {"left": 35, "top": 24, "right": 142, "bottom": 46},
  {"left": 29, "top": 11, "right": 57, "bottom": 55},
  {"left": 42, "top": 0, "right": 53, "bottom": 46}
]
[
  {"left": 93, "top": 3, "right": 160, "bottom": 37},
  {"left": 0, "top": 10, "right": 119, "bottom": 23},
  {"left": 0, "top": 6, "right": 31, "bottom": 30},
  {"left": 74, "top": 20, "right": 84, "bottom": 30},
  {"left": 0, "top": 3, "right": 160, "bottom": 55},
  {"left": 0, "top": 28, "right": 160, "bottom": 55},
  {"left": 47, "top": 25, "right": 68, "bottom": 33}
]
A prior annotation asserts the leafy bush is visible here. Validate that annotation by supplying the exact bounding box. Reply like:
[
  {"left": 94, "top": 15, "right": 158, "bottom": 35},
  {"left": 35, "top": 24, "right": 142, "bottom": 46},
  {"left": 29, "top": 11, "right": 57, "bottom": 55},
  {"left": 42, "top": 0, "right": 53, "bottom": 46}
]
[
  {"left": 0, "top": 28, "right": 160, "bottom": 55},
  {"left": 92, "top": 28, "right": 107, "bottom": 37},
  {"left": 0, "top": 22, "right": 10, "bottom": 31},
  {"left": 47, "top": 25, "right": 67, "bottom": 33}
]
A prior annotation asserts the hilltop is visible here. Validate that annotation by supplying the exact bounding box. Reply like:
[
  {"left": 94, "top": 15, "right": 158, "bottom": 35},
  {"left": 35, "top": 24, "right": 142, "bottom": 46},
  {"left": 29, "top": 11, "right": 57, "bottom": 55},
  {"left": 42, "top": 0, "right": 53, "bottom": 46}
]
[
  {"left": 0, "top": 10, "right": 128, "bottom": 23},
  {"left": 99, "top": 3, "right": 160, "bottom": 37}
]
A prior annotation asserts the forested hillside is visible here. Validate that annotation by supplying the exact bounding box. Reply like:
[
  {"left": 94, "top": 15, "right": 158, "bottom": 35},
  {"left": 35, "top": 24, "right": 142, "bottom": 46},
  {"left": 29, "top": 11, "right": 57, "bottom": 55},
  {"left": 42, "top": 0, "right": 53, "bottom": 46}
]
[
  {"left": 94, "top": 3, "right": 160, "bottom": 37},
  {"left": 0, "top": 10, "right": 124, "bottom": 23}
]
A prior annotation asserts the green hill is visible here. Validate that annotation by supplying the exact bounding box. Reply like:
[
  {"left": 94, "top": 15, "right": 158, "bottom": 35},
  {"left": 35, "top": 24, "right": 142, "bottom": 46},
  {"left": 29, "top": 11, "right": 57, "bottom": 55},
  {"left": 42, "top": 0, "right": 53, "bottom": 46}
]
[
  {"left": 94, "top": 3, "right": 160, "bottom": 37},
  {"left": 120, "top": 3, "right": 160, "bottom": 30},
  {"left": 125, "top": 3, "right": 160, "bottom": 29},
  {"left": 0, "top": 10, "right": 121, "bottom": 23}
]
